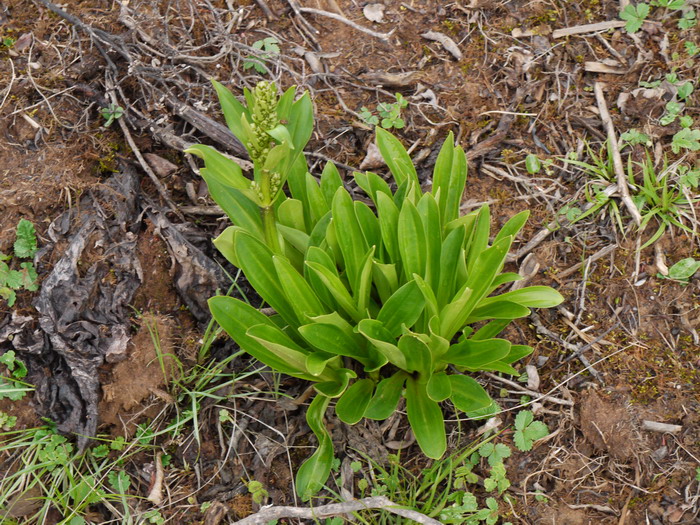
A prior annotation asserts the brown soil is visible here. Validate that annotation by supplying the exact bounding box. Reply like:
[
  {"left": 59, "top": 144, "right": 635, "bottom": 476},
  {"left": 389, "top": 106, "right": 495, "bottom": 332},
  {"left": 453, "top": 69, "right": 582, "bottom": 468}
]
[
  {"left": 98, "top": 313, "right": 178, "bottom": 435},
  {"left": 1, "top": 0, "right": 699, "bottom": 523}
]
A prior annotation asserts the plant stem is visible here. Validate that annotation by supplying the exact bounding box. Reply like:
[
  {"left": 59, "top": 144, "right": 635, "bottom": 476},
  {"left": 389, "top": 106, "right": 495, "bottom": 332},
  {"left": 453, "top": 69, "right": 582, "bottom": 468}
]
[{"left": 261, "top": 205, "right": 282, "bottom": 254}]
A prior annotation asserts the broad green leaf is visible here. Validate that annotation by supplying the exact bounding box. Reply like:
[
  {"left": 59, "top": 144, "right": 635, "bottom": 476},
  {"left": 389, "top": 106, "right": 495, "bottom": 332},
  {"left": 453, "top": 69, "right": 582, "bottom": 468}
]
[
  {"left": 478, "top": 286, "right": 564, "bottom": 309},
  {"left": 405, "top": 377, "right": 446, "bottom": 459},
  {"left": 212, "top": 226, "right": 241, "bottom": 267},
  {"left": 305, "top": 172, "right": 329, "bottom": 227},
  {"left": 276, "top": 86, "right": 296, "bottom": 121},
  {"left": 479, "top": 361, "right": 519, "bottom": 375},
  {"left": 353, "top": 171, "right": 393, "bottom": 206},
  {"left": 315, "top": 368, "right": 356, "bottom": 398},
  {"left": 278, "top": 198, "right": 306, "bottom": 232},
  {"left": 490, "top": 272, "right": 523, "bottom": 290},
  {"left": 502, "top": 344, "right": 533, "bottom": 364},
  {"left": 247, "top": 323, "right": 314, "bottom": 365},
  {"left": 267, "top": 123, "right": 294, "bottom": 146},
  {"left": 417, "top": 193, "right": 441, "bottom": 287},
  {"left": 442, "top": 236, "right": 513, "bottom": 338},
  {"left": 185, "top": 144, "right": 251, "bottom": 192},
  {"left": 354, "top": 201, "right": 382, "bottom": 251},
  {"left": 427, "top": 372, "right": 451, "bottom": 402},
  {"left": 305, "top": 351, "right": 339, "bottom": 376},
  {"left": 354, "top": 247, "right": 375, "bottom": 314},
  {"left": 412, "top": 274, "right": 439, "bottom": 321},
  {"left": 235, "top": 233, "right": 298, "bottom": 325},
  {"left": 375, "top": 127, "right": 419, "bottom": 189},
  {"left": 304, "top": 246, "right": 339, "bottom": 309},
  {"left": 320, "top": 161, "right": 343, "bottom": 206},
  {"left": 357, "top": 319, "right": 407, "bottom": 369},
  {"left": 332, "top": 189, "right": 368, "bottom": 292},
  {"left": 466, "top": 205, "right": 491, "bottom": 273},
  {"left": 308, "top": 211, "right": 332, "bottom": 248},
  {"left": 432, "top": 132, "right": 454, "bottom": 215},
  {"left": 465, "top": 301, "right": 531, "bottom": 323},
  {"left": 398, "top": 199, "right": 426, "bottom": 280},
  {"left": 439, "top": 283, "right": 473, "bottom": 340},
  {"left": 437, "top": 226, "right": 465, "bottom": 308},
  {"left": 376, "top": 280, "right": 425, "bottom": 337},
  {"left": 273, "top": 256, "right": 324, "bottom": 318},
  {"left": 472, "top": 319, "right": 510, "bottom": 340},
  {"left": 376, "top": 191, "right": 400, "bottom": 263},
  {"left": 286, "top": 153, "right": 309, "bottom": 207},
  {"left": 211, "top": 79, "right": 249, "bottom": 142},
  {"left": 203, "top": 172, "right": 263, "bottom": 238},
  {"left": 287, "top": 91, "right": 314, "bottom": 152},
  {"left": 209, "top": 297, "right": 317, "bottom": 380},
  {"left": 305, "top": 261, "right": 362, "bottom": 322},
  {"left": 442, "top": 338, "right": 511, "bottom": 369},
  {"left": 371, "top": 260, "right": 399, "bottom": 304},
  {"left": 494, "top": 210, "right": 530, "bottom": 244},
  {"left": 398, "top": 334, "right": 432, "bottom": 377},
  {"left": 296, "top": 395, "right": 334, "bottom": 500},
  {"left": 365, "top": 372, "right": 407, "bottom": 420},
  {"left": 335, "top": 379, "right": 374, "bottom": 425},
  {"left": 298, "top": 322, "right": 369, "bottom": 362},
  {"left": 277, "top": 224, "right": 309, "bottom": 257},
  {"left": 449, "top": 375, "right": 493, "bottom": 413},
  {"left": 437, "top": 140, "right": 468, "bottom": 225}
]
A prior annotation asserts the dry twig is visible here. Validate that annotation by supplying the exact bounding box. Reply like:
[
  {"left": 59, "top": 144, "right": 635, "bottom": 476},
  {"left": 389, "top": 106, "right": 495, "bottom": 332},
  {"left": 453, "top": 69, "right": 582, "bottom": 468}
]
[
  {"left": 593, "top": 82, "right": 642, "bottom": 227},
  {"left": 233, "top": 496, "right": 442, "bottom": 524},
  {"left": 298, "top": 7, "right": 395, "bottom": 41}
]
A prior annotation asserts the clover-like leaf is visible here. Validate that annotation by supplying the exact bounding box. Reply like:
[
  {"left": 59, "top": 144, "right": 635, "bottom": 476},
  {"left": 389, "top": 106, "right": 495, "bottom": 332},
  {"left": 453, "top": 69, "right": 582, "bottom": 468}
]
[
  {"left": 620, "top": 3, "right": 650, "bottom": 33},
  {"left": 14, "top": 219, "right": 37, "bottom": 259},
  {"left": 513, "top": 410, "right": 549, "bottom": 451}
]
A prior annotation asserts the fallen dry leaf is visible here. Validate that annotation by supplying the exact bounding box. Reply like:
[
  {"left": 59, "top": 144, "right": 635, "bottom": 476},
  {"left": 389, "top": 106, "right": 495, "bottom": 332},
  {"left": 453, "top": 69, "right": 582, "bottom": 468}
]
[{"left": 363, "top": 3, "right": 385, "bottom": 23}]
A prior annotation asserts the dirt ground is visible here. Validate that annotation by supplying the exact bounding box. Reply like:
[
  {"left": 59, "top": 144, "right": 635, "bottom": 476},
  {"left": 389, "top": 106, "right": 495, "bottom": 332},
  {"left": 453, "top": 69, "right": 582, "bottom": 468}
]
[{"left": 1, "top": 0, "right": 699, "bottom": 523}]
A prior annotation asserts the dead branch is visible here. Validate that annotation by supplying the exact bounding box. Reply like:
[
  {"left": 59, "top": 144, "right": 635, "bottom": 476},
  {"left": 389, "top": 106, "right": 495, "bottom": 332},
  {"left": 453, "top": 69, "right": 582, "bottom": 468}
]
[
  {"left": 557, "top": 244, "right": 618, "bottom": 279},
  {"left": 593, "top": 82, "right": 642, "bottom": 227},
  {"left": 298, "top": 7, "right": 395, "bottom": 41},
  {"left": 552, "top": 20, "right": 626, "bottom": 39},
  {"left": 232, "top": 496, "right": 442, "bottom": 525},
  {"left": 105, "top": 74, "right": 185, "bottom": 221},
  {"left": 421, "top": 31, "right": 463, "bottom": 60}
]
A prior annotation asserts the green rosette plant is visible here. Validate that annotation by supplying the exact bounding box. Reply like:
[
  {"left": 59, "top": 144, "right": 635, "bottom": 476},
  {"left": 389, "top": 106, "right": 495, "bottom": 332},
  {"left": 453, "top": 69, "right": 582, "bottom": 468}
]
[{"left": 186, "top": 80, "right": 564, "bottom": 500}]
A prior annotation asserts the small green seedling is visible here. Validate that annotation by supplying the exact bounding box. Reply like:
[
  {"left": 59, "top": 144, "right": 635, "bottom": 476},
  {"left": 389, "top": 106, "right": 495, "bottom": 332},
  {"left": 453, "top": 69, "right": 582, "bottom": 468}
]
[
  {"left": 660, "top": 101, "right": 683, "bottom": 126},
  {"left": 513, "top": 410, "right": 548, "bottom": 451},
  {"left": 0, "top": 349, "right": 30, "bottom": 402},
  {"left": 620, "top": 3, "right": 650, "bottom": 33},
  {"left": 651, "top": 0, "right": 686, "bottom": 8},
  {"left": 525, "top": 154, "right": 542, "bottom": 174},
  {"left": 677, "top": 81, "right": 694, "bottom": 100},
  {"left": 1, "top": 36, "right": 15, "bottom": 48},
  {"left": 243, "top": 37, "right": 280, "bottom": 74},
  {"left": 478, "top": 442, "right": 512, "bottom": 467},
  {"left": 671, "top": 128, "right": 700, "bottom": 153},
  {"left": 658, "top": 257, "right": 700, "bottom": 283},
  {"left": 679, "top": 166, "right": 700, "bottom": 188},
  {"left": 100, "top": 103, "right": 124, "bottom": 127},
  {"left": 246, "top": 480, "right": 269, "bottom": 504},
  {"left": 1, "top": 219, "right": 39, "bottom": 307},
  {"left": 678, "top": 9, "right": 697, "bottom": 29},
  {"left": 620, "top": 129, "right": 652, "bottom": 147},
  {"left": 360, "top": 93, "right": 409, "bottom": 129},
  {"left": 685, "top": 41, "right": 699, "bottom": 57},
  {"left": 107, "top": 470, "right": 131, "bottom": 493}
]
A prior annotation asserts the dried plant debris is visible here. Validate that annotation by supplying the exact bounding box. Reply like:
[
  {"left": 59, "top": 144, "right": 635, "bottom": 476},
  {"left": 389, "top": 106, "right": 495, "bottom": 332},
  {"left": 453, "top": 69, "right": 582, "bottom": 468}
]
[
  {"left": 0, "top": 166, "right": 226, "bottom": 448},
  {"left": 145, "top": 209, "right": 226, "bottom": 324}
]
